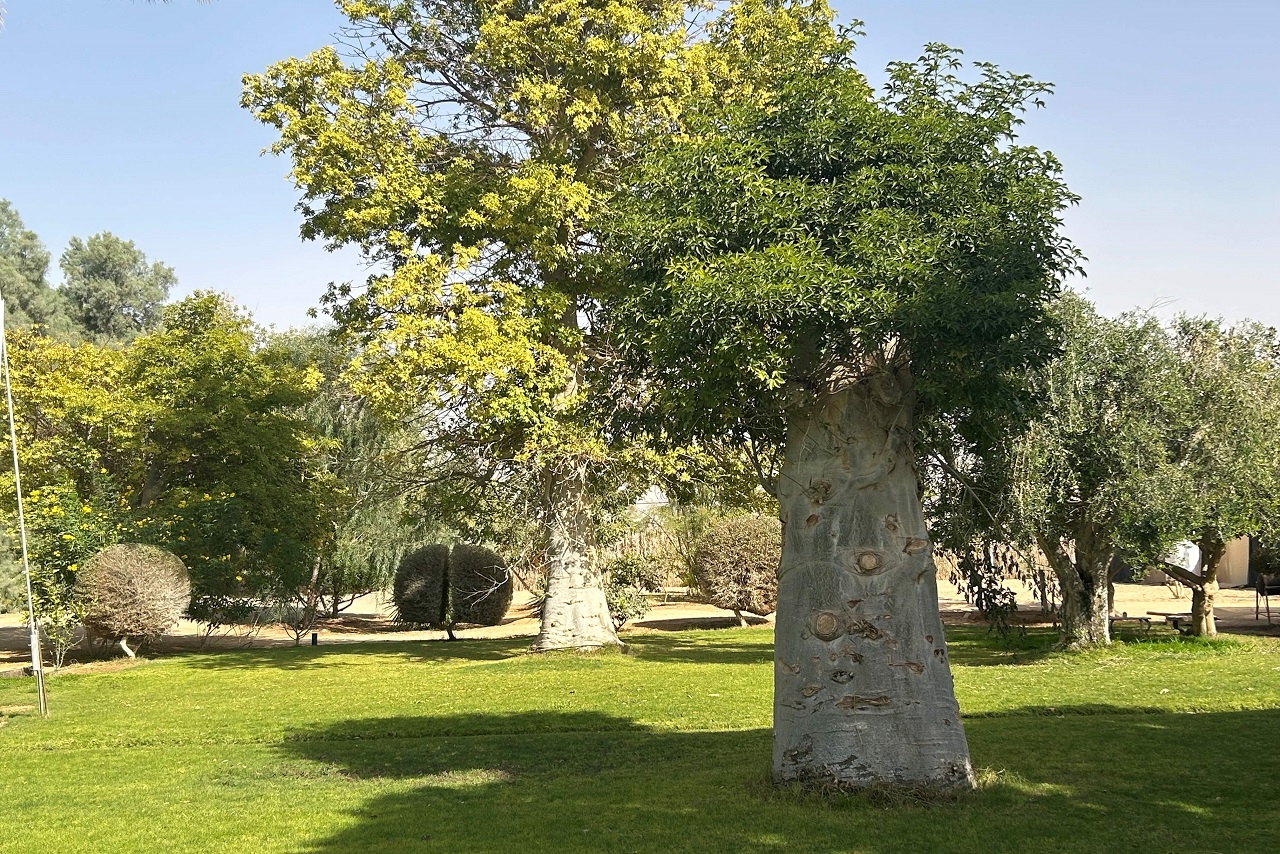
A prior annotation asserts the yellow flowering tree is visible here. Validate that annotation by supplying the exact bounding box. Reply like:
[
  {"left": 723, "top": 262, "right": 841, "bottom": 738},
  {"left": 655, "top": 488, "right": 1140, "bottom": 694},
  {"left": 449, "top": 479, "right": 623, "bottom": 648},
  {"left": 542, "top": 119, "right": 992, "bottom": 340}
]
[{"left": 243, "top": 0, "right": 723, "bottom": 649}]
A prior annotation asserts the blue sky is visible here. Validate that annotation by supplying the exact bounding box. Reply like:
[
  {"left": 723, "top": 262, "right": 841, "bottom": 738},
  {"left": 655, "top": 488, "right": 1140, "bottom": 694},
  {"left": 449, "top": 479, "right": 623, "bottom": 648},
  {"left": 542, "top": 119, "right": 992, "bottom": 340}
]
[{"left": 1, "top": 0, "right": 1276, "bottom": 328}]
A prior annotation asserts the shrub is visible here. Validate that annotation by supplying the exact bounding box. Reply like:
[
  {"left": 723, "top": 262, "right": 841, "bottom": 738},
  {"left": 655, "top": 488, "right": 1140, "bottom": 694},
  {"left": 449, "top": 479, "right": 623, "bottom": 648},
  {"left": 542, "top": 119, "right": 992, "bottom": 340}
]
[
  {"left": 393, "top": 543, "right": 513, "bottom": 639},
  {"left": 450, "top": 544, "right": 513, "bottom": 626},
  {"left": 605, "top": 554, "right": 663, "bottom": 630},
  {"left": 692, "top": 515, "right": 780, "bottom": 625},
  {"left": 392, "top": 544, "right": 449, "bottom": 626},
  {"left": 78, "top": 544, "right": 191, "bottom": 657}
]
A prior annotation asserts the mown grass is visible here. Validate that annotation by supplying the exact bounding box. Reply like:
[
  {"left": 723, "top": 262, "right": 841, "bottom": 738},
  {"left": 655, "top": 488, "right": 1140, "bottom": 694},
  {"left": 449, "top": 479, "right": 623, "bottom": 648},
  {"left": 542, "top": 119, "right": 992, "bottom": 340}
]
[{"left": 2, "top": 626, "right": 1279, "bottom": 853}]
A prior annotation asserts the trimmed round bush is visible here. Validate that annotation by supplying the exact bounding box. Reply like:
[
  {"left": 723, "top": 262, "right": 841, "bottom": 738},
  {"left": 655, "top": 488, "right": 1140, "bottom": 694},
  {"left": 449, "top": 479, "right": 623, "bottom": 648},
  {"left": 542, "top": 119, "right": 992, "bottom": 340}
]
[
  {"left": 393, "top": 544, "right": 449, "bottom": 626},
  {"left": 450, "top": 544, "right": 512, "bottom": 626},
  {"left": 79, "top": 544, "right": 191, "bottom": 653},
  {"left": 693, "top": 515, "right": 781, "bottom": 621}
]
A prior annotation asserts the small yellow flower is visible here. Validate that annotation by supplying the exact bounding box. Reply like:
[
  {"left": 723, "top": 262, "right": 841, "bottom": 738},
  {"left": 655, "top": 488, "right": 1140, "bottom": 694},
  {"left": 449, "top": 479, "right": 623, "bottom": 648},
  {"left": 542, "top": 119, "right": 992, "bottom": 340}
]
[
  {"left": 68, "top": 563, "right": 78, "bottom": 572},
  {"left": 82, "top": 506, "right": 92, "bottom": 514}
]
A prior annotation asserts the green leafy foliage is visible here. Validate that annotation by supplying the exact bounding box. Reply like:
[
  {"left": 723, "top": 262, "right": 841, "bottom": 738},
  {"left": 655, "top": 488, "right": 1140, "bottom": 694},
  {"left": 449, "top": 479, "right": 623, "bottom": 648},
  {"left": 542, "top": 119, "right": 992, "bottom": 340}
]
[
  {"left": 604, "top": 36, "right": 1082, "bottom": 462},
  {"left": 124, "top": 293, "right": 337, "bottom": 609},
  {"left": 603, "top": 553, "right": 662, "bottom": 630},
  {"left": 2, "top": 294, "right": 342, "bottom": 637},
  {"left": 0, "top": 199, "right": 77, "bottom": 340},
  {"left": 59, "top": 232, "right": 176, "bottom": 345}
]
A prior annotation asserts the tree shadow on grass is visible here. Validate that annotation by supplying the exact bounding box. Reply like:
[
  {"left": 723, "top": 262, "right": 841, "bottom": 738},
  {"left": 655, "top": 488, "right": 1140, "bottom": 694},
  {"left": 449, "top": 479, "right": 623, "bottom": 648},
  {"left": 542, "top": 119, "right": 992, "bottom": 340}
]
[
  {"left": 180, "top": 637, "right": 532, "bottom": 671},
  {"left": 940, "top": 625, "right": 1059, "bottom": 666},
  {"left": 276, "top": 705, "right": 1280, "bottom": 854},
  {"left": 624, "top": 633, "right": 776, "bottom": 666}
]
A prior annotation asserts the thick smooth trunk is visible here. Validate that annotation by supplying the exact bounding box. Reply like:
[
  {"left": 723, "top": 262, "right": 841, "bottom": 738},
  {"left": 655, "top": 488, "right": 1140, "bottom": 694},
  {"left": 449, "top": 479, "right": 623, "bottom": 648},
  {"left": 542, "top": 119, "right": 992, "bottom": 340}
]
[
  {"left": 533, "top": 461, "right": 619, "bottom": 651},
  {"left": 772, "top": 378, "right": 974, "bottom": 790}
]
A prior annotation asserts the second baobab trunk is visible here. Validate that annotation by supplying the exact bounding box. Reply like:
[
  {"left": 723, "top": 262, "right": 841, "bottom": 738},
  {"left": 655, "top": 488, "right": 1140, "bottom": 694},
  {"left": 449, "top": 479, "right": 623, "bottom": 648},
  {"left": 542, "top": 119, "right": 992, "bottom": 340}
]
[{"left": 533, "top": 459, "right": 619, "bottom": 651}]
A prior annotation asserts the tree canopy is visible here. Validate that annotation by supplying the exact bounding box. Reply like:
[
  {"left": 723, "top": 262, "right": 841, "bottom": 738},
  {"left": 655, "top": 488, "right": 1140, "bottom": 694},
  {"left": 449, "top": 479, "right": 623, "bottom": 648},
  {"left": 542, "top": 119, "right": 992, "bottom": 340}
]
[
  {"left": 242, "top": 0, "right": 723, "bottom": 650},
  {"left": 601, "top": 13, "right": 1081, "bottom": 789},
  {"left": 60, "top": 232, "right": 176, "bottom": 344}
]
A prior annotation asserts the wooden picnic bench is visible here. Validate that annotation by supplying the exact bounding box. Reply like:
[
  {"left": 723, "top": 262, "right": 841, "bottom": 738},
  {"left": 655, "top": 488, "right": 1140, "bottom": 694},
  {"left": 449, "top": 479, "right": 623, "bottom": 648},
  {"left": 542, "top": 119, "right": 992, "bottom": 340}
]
[
  {"left": 1147, "top": 611, "right": 1194, "bottom": 634},
  {"left": 1109, "top": 613, "right": 1151, "bottom": 635}
]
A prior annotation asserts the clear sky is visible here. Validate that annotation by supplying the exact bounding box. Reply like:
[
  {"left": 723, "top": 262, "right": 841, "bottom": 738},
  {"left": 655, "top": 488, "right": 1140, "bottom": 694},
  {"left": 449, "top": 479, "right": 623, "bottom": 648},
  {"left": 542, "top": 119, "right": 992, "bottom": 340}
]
[{"left": 1, "top": 0, "right": 1276, "bottom": 329}]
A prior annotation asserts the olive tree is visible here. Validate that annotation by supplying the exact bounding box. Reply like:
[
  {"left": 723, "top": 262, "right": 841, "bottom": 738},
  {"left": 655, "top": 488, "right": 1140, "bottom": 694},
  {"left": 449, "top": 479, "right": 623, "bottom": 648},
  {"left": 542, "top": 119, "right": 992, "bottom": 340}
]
[
  {"left": 1157, "top": 318, "right": 1280, "bottom": 637},
  {"left": 1003, "top": 296, "right": 1188, "bottom": 647},
  {"left": 604, "top": 21, "right": 1080, "bottom": 788}
]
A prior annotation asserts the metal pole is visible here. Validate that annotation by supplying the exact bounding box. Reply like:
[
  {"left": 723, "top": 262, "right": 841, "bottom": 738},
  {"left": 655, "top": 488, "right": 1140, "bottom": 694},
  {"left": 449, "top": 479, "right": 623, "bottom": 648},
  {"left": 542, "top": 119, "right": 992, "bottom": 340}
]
[{"left": 0, "top": 298, "right": 47, "bottom": 716}]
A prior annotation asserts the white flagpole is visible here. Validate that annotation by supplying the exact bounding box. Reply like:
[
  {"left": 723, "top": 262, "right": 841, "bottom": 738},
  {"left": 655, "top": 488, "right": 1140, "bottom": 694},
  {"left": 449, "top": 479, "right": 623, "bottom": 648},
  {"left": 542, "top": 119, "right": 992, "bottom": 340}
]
[{"left": 0, "top": 297, "right": 47, "bottom": 716}]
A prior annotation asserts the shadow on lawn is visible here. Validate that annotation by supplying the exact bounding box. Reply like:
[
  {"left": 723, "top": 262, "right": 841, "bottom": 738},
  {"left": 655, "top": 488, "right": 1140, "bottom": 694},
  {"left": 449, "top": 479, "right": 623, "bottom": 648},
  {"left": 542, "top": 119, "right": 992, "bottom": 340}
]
[
  {"left": 181, "top": 637, "right": 532, "bottom": 671},
  {"left": 182, "top": 632, "right": 780, "bottom": 671},
  {"left": 278, "top": 705, "right": 1280, "bottom": 854},
  {"left": 625, "top": 634, "right": 776, "bottom": 666}
]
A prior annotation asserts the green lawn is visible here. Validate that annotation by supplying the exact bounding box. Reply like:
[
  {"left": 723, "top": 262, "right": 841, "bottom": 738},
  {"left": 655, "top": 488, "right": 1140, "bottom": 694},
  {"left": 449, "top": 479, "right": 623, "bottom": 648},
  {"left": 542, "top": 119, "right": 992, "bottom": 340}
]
[{"left": 2, "top": 627, "right": 1279, "bottom": 853}]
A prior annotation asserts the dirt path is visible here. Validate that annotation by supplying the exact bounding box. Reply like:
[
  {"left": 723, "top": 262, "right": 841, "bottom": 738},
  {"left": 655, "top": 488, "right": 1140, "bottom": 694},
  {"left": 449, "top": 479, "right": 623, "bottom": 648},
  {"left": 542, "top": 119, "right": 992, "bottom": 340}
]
[{"left": 2, "top": 581, "right": 1276, "bottom": 673}]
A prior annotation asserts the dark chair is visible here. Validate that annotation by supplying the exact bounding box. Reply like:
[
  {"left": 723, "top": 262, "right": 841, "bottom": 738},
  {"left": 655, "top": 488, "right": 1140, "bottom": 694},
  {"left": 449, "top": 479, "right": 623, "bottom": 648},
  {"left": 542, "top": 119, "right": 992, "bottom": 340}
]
[{"left": 1256, "top": 574, "right": 1280, "bottom": 624}]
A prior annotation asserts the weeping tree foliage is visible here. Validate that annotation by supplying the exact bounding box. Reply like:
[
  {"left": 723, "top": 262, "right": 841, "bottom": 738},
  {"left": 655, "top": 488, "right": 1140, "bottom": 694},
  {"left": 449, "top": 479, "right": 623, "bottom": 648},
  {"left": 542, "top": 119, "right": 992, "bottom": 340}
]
[
  {"left": 603, "top": 11, "right": 1080, "bottom": 788},
  {"left": 242, "top": 0, "right": 725, "bottom": 651},
  {"left": 278, "top": 330, "right": 434, "bottom": 616}
]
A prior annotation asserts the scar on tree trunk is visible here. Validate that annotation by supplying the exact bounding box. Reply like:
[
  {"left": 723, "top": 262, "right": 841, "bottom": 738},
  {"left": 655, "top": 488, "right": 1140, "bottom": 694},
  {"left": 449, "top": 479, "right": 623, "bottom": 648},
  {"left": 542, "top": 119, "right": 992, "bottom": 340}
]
[{"left": 771, "top": 371, "right": 974, "bottom": 790}]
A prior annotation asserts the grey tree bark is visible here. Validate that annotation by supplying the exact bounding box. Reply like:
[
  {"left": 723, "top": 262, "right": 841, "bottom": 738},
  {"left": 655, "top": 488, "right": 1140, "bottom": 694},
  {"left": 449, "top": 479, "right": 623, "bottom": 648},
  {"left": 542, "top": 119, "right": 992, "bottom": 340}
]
[
  {"left": 1040, "top": 537, "right": 1112, "bottom": 647},
  {"left": 772, "top": 372, "right": 974, "bottom": 790},
  {"left": 533, "top": 460, "right": 620, "bottom": 651},
  {"left": 1163, "top": 533, "right": 1224, "bottom": 638}
]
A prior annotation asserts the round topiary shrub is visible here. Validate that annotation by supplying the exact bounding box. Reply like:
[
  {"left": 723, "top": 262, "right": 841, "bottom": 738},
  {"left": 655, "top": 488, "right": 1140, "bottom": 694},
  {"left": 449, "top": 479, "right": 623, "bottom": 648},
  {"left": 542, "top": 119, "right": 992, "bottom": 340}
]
[
  {"left": 393, "top": 544, "right": 449, "bottom": 626},
  {"left": 449, "top": 544, "right": 513, "bottom": 627},
  {"left": 79, "top": 543, "right": 191, "bottom": 657},
  {"left": 693, "top": 514, "right": 781, "bottom": 625}
]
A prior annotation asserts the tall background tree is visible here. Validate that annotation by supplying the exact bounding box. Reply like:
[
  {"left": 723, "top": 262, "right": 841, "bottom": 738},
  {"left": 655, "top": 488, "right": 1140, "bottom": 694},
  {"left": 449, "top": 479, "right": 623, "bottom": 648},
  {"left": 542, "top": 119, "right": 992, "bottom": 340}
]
[
  {"left": 59, "top": 232, "right": 176, "bottom": 344},
  {"left": 0, "top": 199, "right": 77, "bottom": 339},
  {"left": 604, "top": 13, "right": 1081, "bottom": 787},
  {"left": 243, "top": 0, "right": 713, "bottom": 650}
]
